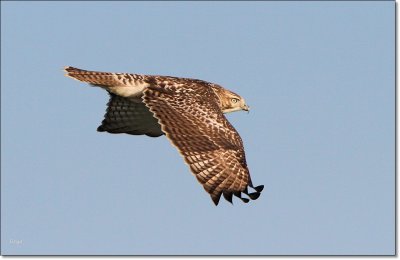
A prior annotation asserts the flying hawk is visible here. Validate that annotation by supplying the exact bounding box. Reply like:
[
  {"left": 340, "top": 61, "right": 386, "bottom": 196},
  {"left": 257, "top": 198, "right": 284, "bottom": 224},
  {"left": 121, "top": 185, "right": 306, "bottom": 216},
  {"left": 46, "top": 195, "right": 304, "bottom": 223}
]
[{"left": 64, "top": 66, "right": 263, "bottom": 205}]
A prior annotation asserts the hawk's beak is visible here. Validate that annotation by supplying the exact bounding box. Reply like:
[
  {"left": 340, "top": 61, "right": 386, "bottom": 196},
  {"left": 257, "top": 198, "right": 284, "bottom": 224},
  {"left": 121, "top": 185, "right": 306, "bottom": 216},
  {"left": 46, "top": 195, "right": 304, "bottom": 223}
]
[{"left": 243, "top": 104, "right": 250, "bottom": 113}]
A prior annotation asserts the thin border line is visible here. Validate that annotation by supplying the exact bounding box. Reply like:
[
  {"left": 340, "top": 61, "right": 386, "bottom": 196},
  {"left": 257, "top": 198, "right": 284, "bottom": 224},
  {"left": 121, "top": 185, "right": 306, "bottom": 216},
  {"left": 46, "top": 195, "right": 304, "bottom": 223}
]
[{"left": 0, "top": 0, "right": 396, "bottom": 256}]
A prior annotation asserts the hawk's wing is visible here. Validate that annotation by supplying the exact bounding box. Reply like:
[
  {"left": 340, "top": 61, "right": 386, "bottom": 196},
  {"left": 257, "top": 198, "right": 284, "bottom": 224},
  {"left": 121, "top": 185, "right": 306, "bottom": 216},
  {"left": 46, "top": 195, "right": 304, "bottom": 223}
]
[
  {"left": 64, "top": 66, "right": 148, "bottom": 88},
  {"left": 98, "top": 93, "right": 163, "bottom": 137},
  {"left": 142, "top": 83, "right": 263, "bottom": 205},
  {"left": 64, "top": 67, "right": 163, "bottom": 137}
]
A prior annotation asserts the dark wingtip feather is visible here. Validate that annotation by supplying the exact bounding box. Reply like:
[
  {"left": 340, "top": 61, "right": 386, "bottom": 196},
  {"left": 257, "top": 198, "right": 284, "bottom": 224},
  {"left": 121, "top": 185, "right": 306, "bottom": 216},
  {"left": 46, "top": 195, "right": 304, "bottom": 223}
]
[
  {"left": 63, "top": 66, "right": 78, "bottom": 73},
  {"left": 254, "top": 185, "right": 264, "bottom": 193},
  {"left": 97, "top": 125, "right": 105, "bottom": 132},
  {"left": 213, "top": 185, "right": 264, "bottom": 205},
  {"left": 233, "top": 191, "right": 250, "bottom": 203},
  {"left": 223, "top": 192, "right": 233, "bottom": 204},
  {"left": 248, "top": 192, "right": 261, "bottom": 200},
  {"left": 211, "top": 193, "right": 222, "bottom": 206},
  {"left": 240, "top": 198, "right": 250, "bottom": 203}
]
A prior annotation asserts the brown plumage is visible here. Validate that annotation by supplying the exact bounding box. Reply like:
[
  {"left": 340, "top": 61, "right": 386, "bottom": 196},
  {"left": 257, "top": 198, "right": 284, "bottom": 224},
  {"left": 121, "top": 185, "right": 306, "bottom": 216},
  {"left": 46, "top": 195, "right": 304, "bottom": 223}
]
[{"left": 64, "top": 66, "right": 263, "bottom": 205}]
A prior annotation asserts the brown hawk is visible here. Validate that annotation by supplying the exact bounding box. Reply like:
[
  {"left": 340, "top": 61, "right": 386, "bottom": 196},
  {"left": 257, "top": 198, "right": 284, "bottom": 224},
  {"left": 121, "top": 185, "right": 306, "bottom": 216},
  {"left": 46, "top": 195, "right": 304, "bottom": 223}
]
[{"left": 64, "top": 66, "right": 263, "bottom": 205}]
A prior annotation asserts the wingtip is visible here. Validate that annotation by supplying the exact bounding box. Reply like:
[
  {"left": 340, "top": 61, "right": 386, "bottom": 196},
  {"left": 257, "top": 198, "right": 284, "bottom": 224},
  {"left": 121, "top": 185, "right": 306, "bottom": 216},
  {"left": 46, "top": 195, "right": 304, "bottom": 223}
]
[
  {"left": 63, "top": 66, "right": 83, "bottom": 74},
  {"left": 254, "top": 185, "right": 264, "bottom": 193},
  {"left": 211, "top": 193, "right": 222, "bottom": 206},
  {"left": 223, "top": 192, "right": 233, "bottom": 204},
  {"left": 241, "top": 197, "right": 250, "bottom": 203},
  {"left": 248, "top": 192, "right": 261, "bottom": 200},
  {"left": 63, "top": 66, "right": 74, "bottom": 78},
  {"left": 63, "top": 66, "right": 74, "bottom": 73},
  {"left": 63, "top": 66, "right": 86, "bottom": 81},
  {"left": 233, "top": 191, "right": 250, "bottom": 203},
  {"left": 212, "top": 198, "right": 219, "bottom": 206}
]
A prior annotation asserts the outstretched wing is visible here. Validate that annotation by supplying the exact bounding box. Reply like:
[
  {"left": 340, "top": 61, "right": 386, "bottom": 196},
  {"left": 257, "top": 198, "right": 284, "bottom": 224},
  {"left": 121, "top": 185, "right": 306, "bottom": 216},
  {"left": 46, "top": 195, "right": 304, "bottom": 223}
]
[
  {"left": 65, "top": 67, "right": 163, "bottom": 137},
  {"left": 142, "top": 82, "right": 263, "bottom": 205},
  {"left": 98, "top": 93, "right": 163, "bottom": 137}
]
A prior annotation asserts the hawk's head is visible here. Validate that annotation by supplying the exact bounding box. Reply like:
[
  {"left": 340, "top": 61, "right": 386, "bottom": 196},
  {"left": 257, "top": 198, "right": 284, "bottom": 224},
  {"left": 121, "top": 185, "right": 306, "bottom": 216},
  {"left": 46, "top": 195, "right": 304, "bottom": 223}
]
[{"left": 213, "top": 86, "right": 249, "bottom": 114}]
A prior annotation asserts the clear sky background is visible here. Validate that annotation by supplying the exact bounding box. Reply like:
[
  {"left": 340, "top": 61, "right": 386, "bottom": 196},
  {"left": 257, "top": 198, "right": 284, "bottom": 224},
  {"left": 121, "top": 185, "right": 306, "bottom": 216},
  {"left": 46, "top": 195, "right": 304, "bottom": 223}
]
[{"left": 1, "top": 1, "right": 394, "bottom": 255}]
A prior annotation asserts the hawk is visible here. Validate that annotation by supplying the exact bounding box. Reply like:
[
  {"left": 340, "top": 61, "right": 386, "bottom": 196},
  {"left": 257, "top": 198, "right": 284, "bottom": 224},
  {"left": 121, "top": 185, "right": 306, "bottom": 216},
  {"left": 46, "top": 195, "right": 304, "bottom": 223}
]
[{"left": 64, "top": 66, "right": 263, "bottom": 205}]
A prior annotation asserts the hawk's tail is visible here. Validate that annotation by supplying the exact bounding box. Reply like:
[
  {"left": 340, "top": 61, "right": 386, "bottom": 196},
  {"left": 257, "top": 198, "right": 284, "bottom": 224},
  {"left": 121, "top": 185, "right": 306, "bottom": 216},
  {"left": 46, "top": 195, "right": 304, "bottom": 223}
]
[{"left": 63, "top": 66, "right": 120, "bottom": 87}]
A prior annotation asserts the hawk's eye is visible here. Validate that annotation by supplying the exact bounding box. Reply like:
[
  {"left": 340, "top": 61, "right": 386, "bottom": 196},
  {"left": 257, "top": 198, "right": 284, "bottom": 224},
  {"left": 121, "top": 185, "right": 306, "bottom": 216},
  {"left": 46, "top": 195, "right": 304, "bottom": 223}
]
[{"left": 231, "top": 98, "right": 239, "bottom": 103}]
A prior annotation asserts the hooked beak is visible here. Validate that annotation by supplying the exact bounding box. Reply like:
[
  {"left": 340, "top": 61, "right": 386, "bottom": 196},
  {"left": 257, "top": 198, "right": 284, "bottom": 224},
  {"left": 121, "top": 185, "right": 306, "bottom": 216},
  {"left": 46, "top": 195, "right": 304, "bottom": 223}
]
[{"left": 243, "top": 104, "right": 250, "bottom": 113}]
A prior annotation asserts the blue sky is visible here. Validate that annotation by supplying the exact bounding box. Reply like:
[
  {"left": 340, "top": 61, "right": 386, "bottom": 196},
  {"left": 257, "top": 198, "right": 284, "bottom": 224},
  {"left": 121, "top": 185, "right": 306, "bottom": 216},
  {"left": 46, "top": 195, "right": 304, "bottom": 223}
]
[{"left": 1, "top": 1, "right": 394, "bottom": 255}]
